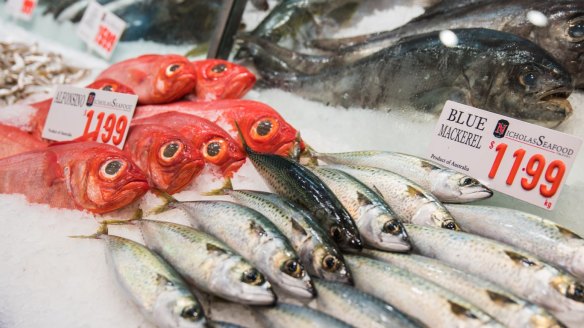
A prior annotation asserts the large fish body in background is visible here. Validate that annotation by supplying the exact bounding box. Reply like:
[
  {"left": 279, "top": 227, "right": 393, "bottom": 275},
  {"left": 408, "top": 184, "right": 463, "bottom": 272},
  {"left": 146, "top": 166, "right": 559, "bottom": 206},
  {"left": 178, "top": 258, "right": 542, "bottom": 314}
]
[
  {"left": 312, "top": 0, "right": 584, "bottom": 88},
  {"left": 96, "top": 54, "right": 196, "bottom": 104},
  {"left": 0, "top": 142, "right": 149, "bottom": 213},
  {"left": 245, "top": 28, "right": 573, "bottom": 128},
  {"left": 0, "top": 124, "right": 47, "bottom": 158}
]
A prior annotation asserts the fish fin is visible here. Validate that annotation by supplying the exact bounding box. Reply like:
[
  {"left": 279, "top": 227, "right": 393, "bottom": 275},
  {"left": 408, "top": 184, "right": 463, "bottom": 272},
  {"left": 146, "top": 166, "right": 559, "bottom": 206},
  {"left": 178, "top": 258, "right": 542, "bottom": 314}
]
[
  {"left": 486, "top": 290, "right": 517, "bottom": 305},
  {"left": 43, "top": 151, "right": 65, "bottom": 188},
  {"left": 249, "top": 220, "right": 267, "bottom": 237},
  {"left": 206, "top": 243, "right": 229, "bottom": 254},
  {"left": 184, "top": 43, "right": 209, "bottom": 58},
  {"left": 291, "top": 219, "right": 308, "bottom": 236},
  {"left": 151, "top": 190, "right": 178, "bottom": 214},
  {"left": 69, "top": 222, "right": 108, "bottom": 239},
  {"left": 448, "top": 301, "right": 477, "bottom": 319},
  {"left": 406, "top": 185, "right": 424, "bottom": 198},
  {"left": 420, "top": 160, "right": 439, "bottom": 171},
  {"left": 556, "top": 225, "right": 582, "bottom": 240},
  {"left": 371, "top": 185, "right": 384, "bottom": 198},
  {"left": 504, "top": 250, "right": 537, "bottom": 267},
  {"left": 298, "top": 141, "right": 319, "bottom": 166},
  {"left": 203, "top": 178, "right": 233, "bottom": 196},
  {"left": 356, "top": 192, "right": 372, "bottom": 206},
  {"left": 99, "top": 209, "right": 143, "bottom": 226},
  {"left": 155, "top": 273, "right": 175, "bottom": 289}
]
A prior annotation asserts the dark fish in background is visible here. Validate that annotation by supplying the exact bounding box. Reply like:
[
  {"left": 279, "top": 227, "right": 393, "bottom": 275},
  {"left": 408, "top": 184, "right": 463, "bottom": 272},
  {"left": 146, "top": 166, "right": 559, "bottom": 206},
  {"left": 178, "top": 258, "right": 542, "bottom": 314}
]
[
  {"left": 242, "top": 28, "right": 573, "bottom": 128},
  {"left": 310, "top": 0, "right": 584, "bottom": 88},
  {"left": 38, "top": 0, "right": 222, "bottom": 44}
]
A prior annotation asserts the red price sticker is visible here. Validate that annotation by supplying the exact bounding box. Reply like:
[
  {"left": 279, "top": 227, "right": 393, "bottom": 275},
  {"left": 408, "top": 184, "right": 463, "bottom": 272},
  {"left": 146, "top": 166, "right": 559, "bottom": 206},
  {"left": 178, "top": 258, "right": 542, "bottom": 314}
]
[
  {"left": 77, "top": 1, "right": 126, "bottom": 59},
  {"left": 427, "top": 101, "right": 582, "bottom": 210},
  {"left": 42, "top": 86, "right": 138, "bottom": 149},
  {"left": 6, "top": 0, "right": 36, "bottom": 20}
]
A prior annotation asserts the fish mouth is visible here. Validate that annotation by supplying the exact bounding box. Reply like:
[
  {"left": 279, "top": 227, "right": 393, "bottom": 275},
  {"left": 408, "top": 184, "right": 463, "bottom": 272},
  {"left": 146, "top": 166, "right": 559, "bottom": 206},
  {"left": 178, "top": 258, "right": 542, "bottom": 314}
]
[
  {"left": 221, "top": 159, "right": 246, "bottom": 177},
  {"left": 279, "top": 275, "right": 315, "bottom": 299},
  {"left": 276, "top": 140, "right": 302, "bottom": 160},
  {"left": 456, "top": 187, "right": 493, "bottom": 203},
  {"left": 532, "top": 87, "right": 574, "bottom": 126},
  {"left": 238, "top": 287, "right": 277, "bottom": 305},
  {"left": 94, "top": 179, "right": 149, "bottom": 214},
  {"left": 164, "top": 160, "right": 204, "bottom": 194},
  {"left": 223, "top": 72, "right": 256, "bottom": 99}
]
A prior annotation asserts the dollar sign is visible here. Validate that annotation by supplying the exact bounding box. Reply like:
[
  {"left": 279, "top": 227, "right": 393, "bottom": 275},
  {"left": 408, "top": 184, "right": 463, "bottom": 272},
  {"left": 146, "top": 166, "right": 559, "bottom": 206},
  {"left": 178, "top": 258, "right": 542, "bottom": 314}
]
[{"left": 489, "top": 141, "right": 495, "bottom": 149}]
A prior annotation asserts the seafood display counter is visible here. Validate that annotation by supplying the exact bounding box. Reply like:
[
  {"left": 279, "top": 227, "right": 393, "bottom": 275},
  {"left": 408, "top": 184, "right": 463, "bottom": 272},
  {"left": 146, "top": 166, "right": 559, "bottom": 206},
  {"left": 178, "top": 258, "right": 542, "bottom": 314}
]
[{"left": 1, "top": 1, "right": 584, "bottom": 328}]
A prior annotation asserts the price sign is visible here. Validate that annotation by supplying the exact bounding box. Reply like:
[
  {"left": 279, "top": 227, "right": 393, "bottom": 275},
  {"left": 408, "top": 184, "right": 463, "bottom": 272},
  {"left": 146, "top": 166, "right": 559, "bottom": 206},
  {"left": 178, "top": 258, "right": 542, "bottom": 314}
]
[
  {"left": 427, "top": 101, "right": 582, "bottom": 210},
  {"left": 6, "top": 0, "right": 37, "bottom": 20},
  {"left": 42, "top": 85, "right": 138, "bottom": 149},
  {"left": 77, "top": 1, "right": 126, "bottom": 59}
]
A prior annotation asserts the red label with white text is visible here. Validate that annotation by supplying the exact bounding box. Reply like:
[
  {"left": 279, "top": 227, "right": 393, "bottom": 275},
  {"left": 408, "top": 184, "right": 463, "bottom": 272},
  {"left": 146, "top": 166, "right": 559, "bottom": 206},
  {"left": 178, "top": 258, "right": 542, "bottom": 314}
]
[
  {"left": 427, "top": 101, "right": 582, "bottom": 210},
  {"left": 42, "top": 85, "right": 138, "bottom": 149}
]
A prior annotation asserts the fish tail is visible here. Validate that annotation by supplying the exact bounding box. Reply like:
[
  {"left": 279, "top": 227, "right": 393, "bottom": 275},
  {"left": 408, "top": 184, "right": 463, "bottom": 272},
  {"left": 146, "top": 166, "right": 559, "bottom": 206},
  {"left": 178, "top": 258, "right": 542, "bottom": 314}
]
[
  {"left": 203, "top": 178, "right": 233, "bottom": 196},
  {"left": 151, "top": 190, "right": 179, "bottom": 214},
  {"left": 69, "top": 222, "right": 109, "bottom": 239},
  {"left": 299, "top": 144, "right": 320, "bottom": 166}
]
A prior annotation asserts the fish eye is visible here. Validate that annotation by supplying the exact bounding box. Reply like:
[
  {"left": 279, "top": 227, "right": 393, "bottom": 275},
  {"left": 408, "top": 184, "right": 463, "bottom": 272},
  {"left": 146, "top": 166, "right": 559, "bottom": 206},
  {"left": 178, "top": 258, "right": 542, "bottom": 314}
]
[
  {"left": 166, "top": 63, "right": 182, "bottom": 76},
  {"left": 442, "top": 221, "right": 459, "bottom": 231},
  {"left": 250, "top": 118, "right": 280, "bottom": 141},
  {"left": 180, "top": 305, "right": 202, "bottom": 321},
  {"left": 99, "top": 159, "right": 127, "bottom": 180},
  {"left": 519, "top": 71, "right": 538, "bottom": 87},
  {"left": 282, "top": 259, "right": 304, "bottom": 278},
  {"left": 459, "top": 177, "right": 477, "bottom": 186},
  {"left": 322, "top": 254, "right": 341, "bottom": 272},
  {"left": 202, "top": 138, "right": 228, "bottom": 164},
  {"left": 160, "top": 141, "right": 184, "bottom": 162},
  {"left": 567, "top": 283, "right": 584, "bottom": 302},
  {"left": 101, "top": 84, "right": 114, "bottom": 91},
  {"left": 383, "top": 220, "right": 402, "bottom": 235},
  {"left": 241, "top": 268, "right": 265, "bottom": 286},
  {"left": 211, "top": 63, "right": 227, "bottom": 73},
  {"left": 566, "top": 17, "right": 584, "bottom": 42},
  {"left": 330, "top": 225, "right": 343, "bottom": 242}
]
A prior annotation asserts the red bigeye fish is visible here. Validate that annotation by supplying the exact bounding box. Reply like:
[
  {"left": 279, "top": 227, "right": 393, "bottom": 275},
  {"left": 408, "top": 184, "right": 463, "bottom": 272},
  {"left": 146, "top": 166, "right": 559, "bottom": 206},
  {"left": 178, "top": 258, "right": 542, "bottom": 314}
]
[
  {"left": 0, "top": 142, "right": 149, "bottom": 214},
  {"left": 132, "top": 112, "right": 246, "bottom": 177},
  {"left": 0, "top": 124, "right": 47, "bottom": 158},
  {"left": 188, "top": 59, "right": 256, "bottom": 101},
  {"left": 28, "top": 79, "right": 136, "bottom": 139},
  {"left": 134, "top": 100, "right": 305, "bottom": 159},
  {"left": 96, "top": 54, "right": 196, "bottom": 104},
  {"left": 124, "top": 124, "right": 204, "bottom": 194}
]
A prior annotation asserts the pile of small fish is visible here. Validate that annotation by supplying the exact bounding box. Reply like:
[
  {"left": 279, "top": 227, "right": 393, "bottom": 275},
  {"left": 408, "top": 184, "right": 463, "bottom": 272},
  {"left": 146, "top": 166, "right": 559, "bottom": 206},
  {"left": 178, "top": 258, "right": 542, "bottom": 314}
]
[
  {"left": 240, "top": 0, "right": 583, "bottom": 128},
  {"left": 73, "top": 142, "right": 584, "bottom": 328},
  {"left": 0, "top": 41, "right": 88, "bottom": 106}
]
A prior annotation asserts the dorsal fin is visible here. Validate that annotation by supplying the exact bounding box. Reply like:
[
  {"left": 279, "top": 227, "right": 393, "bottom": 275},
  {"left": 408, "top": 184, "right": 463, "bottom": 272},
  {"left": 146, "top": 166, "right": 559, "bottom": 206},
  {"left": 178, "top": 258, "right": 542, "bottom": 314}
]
[
  {"left": 290, "top": 219, "right": 307, "bottom": 236},
  {"left": 556, "top": 225, "right": 582, "bottom": 240},
  {"left": 206, "top": 243, "right": 228, "bottom": 254},
  {"left": 406, "top": 185, "right": 424, "bottom": 198},
  {"left": 356, "top": 192, "right": 372, "bottom": 206},
  {"left": 249, "top": 220, "right": 267, "bottom": 236},
  {"left": 448, "top": 301, "right": 477, "bottom": 319},
  {"left": 504, "top": 250, "right": 537, "bottom": 267},
  {"left": 421, "top": 160, "right": 438, "bottom": 171},
  {"left": 486, "top": 290, "right": 517, "bottom": 305}
]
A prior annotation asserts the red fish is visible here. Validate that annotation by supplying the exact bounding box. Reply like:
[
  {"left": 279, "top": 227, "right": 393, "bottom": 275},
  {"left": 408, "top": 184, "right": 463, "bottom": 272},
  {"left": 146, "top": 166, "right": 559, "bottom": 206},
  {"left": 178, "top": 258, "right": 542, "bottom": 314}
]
[
  {"left": 0, "top": 124, "right": 47, "bottom": 158},
  {"left": 97, "top": 54, "right": 196, "bottom": 104},
  {"left": 189, "top": 59, "right": 256, "bottom": 101},
  {"left": 28, "top": 79, "right": 136, "bottom": 139},
  {"left": 134, "top": 100, "right": 305, "bottom": 158},
  {"left": 0, "top": 142, "right": 149, "bottom": 213},
  {"left": 124, "top": 124, "right": 204, "bottom": 194},
  {"left": 132, "top": 112, "right": 246, "bottom": 177}
]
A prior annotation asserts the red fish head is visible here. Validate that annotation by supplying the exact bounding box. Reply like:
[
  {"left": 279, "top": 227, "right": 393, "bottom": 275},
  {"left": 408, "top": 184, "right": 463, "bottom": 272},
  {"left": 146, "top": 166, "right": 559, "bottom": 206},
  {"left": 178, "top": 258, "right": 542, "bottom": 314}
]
[
  {"left": 234, "top": 103, "right": 305, "bottom": 159},
  {"left": 86, "top": 78, "right": 136, "bottom": 94},
  {"left": 200, "top": 134, "right": 247, "bottom": 178},
  {"left": 192, "top": 59, "right": 256, "bottom": 101},
  {"left": 126, "top": 125, "right": 204, "bottom": 194},
  {"left": 151, "top": 55, "right": 197, "bottom": 103},
  {"left": 68, "top": 143, "right": 149, "bottom": 214}
]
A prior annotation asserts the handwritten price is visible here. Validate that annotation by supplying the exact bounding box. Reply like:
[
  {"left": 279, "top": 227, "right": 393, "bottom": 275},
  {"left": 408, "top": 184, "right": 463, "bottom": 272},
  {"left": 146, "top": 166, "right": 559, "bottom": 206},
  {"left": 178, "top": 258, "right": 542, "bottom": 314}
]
[
  {"left": 21, "top": 0, "right": 35, "bottom": 14},
  {"left": 94, "top": 25, "right": 116, "bottom": 52},
  {"left": 82, "top": 110, "right": 128, "bottom": 146},
  {"left": 488, "top": 141, "right": 566, "bottom": 207}
]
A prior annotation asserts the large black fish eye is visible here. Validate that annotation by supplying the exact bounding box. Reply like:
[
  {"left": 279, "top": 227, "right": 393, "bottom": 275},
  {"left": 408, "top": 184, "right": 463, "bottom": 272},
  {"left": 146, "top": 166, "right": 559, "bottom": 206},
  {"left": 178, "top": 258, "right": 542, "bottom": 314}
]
[
  {"left": 567, "top": 18, "right": 584, "bottom": 41},
  {"left": 212, "top": 63, "right": 227, "bottom": 73},
  {"left": 206, "top": 142, "right": 221, "bottom": 157},
  {"left": 283, "top": 259, "right": 303, "bottom": 278},
  {"left": 166, "top": 63, "right": 182, "bottom": 76},
  {"left": 162, "top": 142, "right": 180, "bottom": 159},
  {"left": 256, "top": 120, "right": 273, "bottom": 136},
  {"left": 443, "top": 221, "right": 459, "bottom": 230},
  {"left": 330, "top": 225, "right": 343, "bottom": 241},
  {"left": 241, "top": 268, "right": 265, "bottom": 285},
  {"left": 519, "top": 71, "right": 538, "bottom": 87},
  {"left": 460, "top": 177, "right": 475, "bottom": 186},
  {"left": 322, "top": 254, "right": 340, "bottom": 271},
  {"left": 383, "top": 220, "right": 402, "bottom": 235},
  {"left": 101, "top": 85, "right": 113, "bottom": 91},
  {"left": 105, "top": 160, "right": 122, "bottom": 175},
  {"left": 180, "top": 305, "right": 201, "bottom": 321}
]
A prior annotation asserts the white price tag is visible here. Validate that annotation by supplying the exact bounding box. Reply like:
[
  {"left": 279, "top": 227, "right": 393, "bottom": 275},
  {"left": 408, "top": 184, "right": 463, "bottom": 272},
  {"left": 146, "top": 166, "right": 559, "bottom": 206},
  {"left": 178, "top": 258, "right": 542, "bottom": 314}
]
[
  {"left": 427, "top": 101, "right": 582, "bottom": 210},
  {"left": 6, "top": 0, "right": 37, "bottom": 20},
  {"left": 42, "top": 85, "right": 138, "bottom": 149},
  {"left": 77, "top": 1, "right": 126, "bottom": 59}
]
